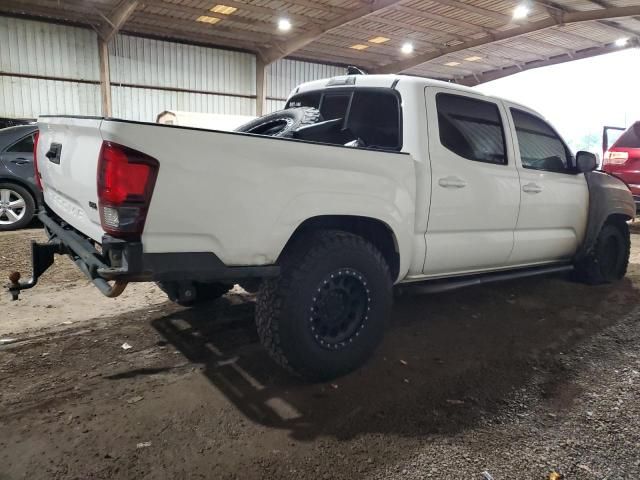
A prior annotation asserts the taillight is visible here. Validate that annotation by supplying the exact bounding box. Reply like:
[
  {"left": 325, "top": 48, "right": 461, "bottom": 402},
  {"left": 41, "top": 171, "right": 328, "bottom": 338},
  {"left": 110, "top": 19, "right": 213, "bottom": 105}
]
[
  {"left": 97, "top": 141, "right": 159, "bottom": 239},
  {"left": 33, "top": 130, "right": 43, "bottom": 191},
  {"left": 603, "top": 149, "right": 629, "bottom": 166}
]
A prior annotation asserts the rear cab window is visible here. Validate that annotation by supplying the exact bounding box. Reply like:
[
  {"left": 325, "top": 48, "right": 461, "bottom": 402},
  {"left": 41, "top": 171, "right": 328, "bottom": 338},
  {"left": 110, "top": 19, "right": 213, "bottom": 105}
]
[{"left": 285, "top": 88, "right": 402, "bottom": 151}]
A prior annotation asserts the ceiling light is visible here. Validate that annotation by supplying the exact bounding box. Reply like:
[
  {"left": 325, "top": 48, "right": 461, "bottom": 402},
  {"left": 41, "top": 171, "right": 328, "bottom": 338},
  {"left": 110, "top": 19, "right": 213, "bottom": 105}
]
[
  {"left": 464, "top": 55, "right": 482, "bottom": 61},
  {"left": 444, "top": 61, "right": 460, "bottom": 66},
  {"left": 512, "top": 4, "right": 529, "bottom": 20},
  {"left": 401, "top": 42, "right": 414, "bottom": 54},
  {"left": 369, "top": 36, "right": 390, "bottom": 44},
  {"left": 278, "top": 18, "right": 292, "bottom": 31},
  {"left": 196, "top": 15, "right": 221, "bottom": 24},
  {"left": 615, "top": 37, "right": 629, "bottom": 47},
  {"left": 350, "top": 44, "right": 369, "bottom": 50},
  {"left": 210, "top": 5, "right": 237, "bottom": 15}
]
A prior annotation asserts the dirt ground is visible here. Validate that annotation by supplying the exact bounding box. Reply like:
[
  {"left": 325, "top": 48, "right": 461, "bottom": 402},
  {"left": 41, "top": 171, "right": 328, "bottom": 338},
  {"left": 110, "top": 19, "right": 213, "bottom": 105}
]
[{"left": 1, "top": 225, "right": 639, "bottom": 480}]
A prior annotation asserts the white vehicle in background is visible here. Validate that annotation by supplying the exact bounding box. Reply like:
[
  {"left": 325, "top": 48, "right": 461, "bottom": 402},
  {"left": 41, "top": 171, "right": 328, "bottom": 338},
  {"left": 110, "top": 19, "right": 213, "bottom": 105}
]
[
  {"left": 155, "top": 110, "right": 255, "bottom": 131},
  {"left": 9, "top": 74, "right": 634, "bottom": 381}
]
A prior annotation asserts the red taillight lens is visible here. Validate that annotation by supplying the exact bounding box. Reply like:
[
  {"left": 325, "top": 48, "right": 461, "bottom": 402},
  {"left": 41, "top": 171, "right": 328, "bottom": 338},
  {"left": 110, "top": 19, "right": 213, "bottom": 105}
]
[
  {"left": 97, "top": 142, "right": 159, "bottom": 239},
  {"left": 33, "top": 130, "right": 43, "bottom": 191}
]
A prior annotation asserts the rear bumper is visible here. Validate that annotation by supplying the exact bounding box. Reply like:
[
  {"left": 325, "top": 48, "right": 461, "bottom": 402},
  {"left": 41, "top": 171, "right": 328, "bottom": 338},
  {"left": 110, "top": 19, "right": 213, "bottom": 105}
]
[{"left": 7, "top": 209, "right": 279, "bottom": 299}]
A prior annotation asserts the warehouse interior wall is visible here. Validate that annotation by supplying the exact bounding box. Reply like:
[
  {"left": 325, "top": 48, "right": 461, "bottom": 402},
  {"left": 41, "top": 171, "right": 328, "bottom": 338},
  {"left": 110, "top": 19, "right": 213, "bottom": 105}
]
[
  {"left": 0, "top": 16, "right": 347, "bottom": 122},
  {"left": 0, "top": 16, "right": 101, "bottom": 118}
]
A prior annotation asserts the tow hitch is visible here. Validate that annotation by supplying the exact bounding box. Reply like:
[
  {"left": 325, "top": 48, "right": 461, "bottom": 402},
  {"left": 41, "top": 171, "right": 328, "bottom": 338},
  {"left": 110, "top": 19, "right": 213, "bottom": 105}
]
[
  {"left": 6, "top": 238, "right": 128, "bottom": 301},
  {"left": 7, "top": 240, "right": 62, "bottom": 300}
]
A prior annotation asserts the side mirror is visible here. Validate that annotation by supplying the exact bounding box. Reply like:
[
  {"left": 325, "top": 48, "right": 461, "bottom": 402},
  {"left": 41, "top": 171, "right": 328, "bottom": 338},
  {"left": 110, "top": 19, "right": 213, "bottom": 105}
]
[{"left": 576, "top": 151, "right": 597, "bottom": 173}]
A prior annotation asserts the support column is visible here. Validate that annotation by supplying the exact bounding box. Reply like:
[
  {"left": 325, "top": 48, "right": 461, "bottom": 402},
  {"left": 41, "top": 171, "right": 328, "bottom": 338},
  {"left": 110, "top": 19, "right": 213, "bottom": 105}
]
[
  {"left": 98, "top": 37, "right": 112, "bottom": 117},
  {"left": 256, "top": 56, "right": 267, "bottom": 117}
]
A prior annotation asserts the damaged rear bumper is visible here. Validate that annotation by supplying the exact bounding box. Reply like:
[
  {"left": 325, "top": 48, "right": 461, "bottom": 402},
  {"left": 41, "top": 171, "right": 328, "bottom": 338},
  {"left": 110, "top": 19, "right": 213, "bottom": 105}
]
[{"left": 7, "top": 209, "right": 279, "bottom": 300}]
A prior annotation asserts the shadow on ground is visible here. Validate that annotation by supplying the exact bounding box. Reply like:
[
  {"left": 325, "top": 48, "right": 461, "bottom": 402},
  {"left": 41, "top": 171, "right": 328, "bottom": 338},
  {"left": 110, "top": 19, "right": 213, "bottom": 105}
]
[{"left": 151, "top": 269, "right": 638, "bottom": 442}]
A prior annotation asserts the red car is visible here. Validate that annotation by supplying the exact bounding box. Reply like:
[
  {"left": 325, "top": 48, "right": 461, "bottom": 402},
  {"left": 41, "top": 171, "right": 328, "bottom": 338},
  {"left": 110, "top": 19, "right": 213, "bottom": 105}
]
[{"left": 602, "top": 121, "right": 640, "bottom": 211}]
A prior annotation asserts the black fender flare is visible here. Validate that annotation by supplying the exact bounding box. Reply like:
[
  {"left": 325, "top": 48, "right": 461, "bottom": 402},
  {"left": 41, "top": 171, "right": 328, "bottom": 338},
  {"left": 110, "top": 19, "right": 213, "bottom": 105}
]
[{"left": 575, "top": 171, "right": 635, "bottom": 261}]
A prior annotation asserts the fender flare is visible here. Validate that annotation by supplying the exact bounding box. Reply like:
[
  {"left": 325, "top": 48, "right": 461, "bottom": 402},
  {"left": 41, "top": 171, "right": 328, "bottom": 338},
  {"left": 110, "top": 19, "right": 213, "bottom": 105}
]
[{"left": 575, "top": 171, "right": 635, "bottom": 261}]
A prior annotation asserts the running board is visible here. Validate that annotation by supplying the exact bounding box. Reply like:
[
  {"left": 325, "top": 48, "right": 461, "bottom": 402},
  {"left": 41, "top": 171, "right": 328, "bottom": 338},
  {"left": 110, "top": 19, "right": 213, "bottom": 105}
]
[{"left": 396, "top": 265, "right": 574, "bottom": 295}]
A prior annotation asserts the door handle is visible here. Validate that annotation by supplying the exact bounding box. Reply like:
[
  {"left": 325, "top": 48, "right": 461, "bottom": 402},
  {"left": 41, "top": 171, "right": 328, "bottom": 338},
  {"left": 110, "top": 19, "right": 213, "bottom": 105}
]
[
  {"left": 438, "top": 176, "right": 467, "bottom": 189},
  {"left": 522, "top": 182, "right": 543, "bottom": 194},
  {"left": 11, "top": 158, "right": 30, "bottom": 165}
]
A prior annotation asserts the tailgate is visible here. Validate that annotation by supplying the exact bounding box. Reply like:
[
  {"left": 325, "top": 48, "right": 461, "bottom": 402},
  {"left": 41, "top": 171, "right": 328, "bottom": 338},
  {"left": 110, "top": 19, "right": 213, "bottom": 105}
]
[{"left": 37, "top": 116, "right": 105, "bottom": 242}]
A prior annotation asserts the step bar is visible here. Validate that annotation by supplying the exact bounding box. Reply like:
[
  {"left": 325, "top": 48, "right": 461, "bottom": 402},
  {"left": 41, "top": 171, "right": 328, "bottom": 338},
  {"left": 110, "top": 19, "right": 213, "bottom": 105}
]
[{"left": 396, "top": 264, "right": 574, "bottom": 295}]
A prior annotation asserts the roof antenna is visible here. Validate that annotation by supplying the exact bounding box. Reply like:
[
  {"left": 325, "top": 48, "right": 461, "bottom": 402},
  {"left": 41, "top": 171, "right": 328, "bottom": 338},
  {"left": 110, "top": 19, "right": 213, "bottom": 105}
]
[{"left": 347, "top": 66, "right": 367, "bottom": 75}]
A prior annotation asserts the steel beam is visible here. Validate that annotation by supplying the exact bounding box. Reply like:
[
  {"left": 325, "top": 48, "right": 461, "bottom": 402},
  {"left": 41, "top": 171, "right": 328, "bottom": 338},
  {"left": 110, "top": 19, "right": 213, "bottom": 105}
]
[
  {"left": 373, "top": 5, "right": 640, "bottom": 74},
  {"left": 98, "top": 0, "right": 138, "bottom": 42},
  {"left": 259, "top": 0, "right": 401, "bottom": 65}
]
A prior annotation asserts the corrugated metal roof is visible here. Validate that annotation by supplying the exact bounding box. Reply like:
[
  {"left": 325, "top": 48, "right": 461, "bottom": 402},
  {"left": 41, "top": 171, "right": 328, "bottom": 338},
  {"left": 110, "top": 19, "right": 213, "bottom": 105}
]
[{"left": 0, "top": 0, "right": 638, "bottom": 86}]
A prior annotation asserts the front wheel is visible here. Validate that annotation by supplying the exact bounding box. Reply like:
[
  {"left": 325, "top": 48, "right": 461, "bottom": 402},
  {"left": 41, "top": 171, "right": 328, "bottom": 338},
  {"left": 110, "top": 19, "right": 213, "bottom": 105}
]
[
  {"left": 256, "top": 230, "right": 392, "bottom": 381},
  {"left": 575, "top": 220, "right": 630, "bottom": 284}
]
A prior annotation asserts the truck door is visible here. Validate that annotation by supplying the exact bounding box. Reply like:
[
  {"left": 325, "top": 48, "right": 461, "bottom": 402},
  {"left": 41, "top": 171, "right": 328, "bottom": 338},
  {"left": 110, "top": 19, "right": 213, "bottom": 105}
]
[
  {"left": 423, "top": 87, "right": 520, "bottom": 275},
  {"left": 504, "top": 105, "right": 588, "bottom": 265}
]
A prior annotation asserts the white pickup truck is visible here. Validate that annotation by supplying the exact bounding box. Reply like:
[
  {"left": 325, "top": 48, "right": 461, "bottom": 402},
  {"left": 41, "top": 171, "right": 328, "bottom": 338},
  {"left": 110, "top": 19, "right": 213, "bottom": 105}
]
[{"left": 9, "top": 74, "right": 634, "bottom": 381}]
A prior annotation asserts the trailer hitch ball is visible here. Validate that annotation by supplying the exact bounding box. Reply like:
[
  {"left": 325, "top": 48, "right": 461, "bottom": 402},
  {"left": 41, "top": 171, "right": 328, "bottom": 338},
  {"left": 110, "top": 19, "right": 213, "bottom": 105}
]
[{"left": 8, "top": 272, "right": 21, "bottom": 301}]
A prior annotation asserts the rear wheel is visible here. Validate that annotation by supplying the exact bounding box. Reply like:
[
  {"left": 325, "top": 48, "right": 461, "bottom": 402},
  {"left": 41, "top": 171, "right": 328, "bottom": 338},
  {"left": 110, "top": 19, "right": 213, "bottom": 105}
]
[
  {"left": 0, "top": 183, "right": 35, "bottom": 231},
  {"left": 256, "top": 230, "right": 392, "bottom": 381},
  {"left": 575, "top": 220, "right": 630, "bottom": 284},
  {"left": 156, "top": 281, "right": 232, "bottom": 306}
]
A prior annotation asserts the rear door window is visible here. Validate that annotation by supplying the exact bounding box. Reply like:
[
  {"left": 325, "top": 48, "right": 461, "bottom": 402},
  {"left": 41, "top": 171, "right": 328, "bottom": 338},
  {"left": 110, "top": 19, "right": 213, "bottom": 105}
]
[
  {"left": 435, "top": 93, "right": 506, "bottom": 165},
  {"left": 7, "top": 134, "right": 35, "bottom": 153}
]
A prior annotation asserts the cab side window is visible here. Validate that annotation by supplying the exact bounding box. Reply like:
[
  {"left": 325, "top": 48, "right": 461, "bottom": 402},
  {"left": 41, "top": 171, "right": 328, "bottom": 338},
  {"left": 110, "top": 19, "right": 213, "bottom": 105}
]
[
  {"left": 7, "top": 134, "right": 35, "bottom": 153},
  {"left": 436, "top": 93, "right": 506, "bottom": 165},
  {"left": 511, "top": 109, "right": 572, "bottom": 173}
]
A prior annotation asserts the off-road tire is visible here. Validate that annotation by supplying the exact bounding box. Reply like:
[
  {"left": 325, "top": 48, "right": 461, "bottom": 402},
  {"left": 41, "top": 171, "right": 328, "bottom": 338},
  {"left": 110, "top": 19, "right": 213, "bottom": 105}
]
[
  {"left": 0, "top": 182, "right": 36, "bottom": 231},
  {"left": 234, "top": 107, "right": 321, "bottom": 138},
  {"left": 156, "top": 281, "right": 232, "bottom": 306},
  {"left": 256, "top": 230, "right": 392, "bottom": 381},
  {"left": 575, "top": 220, "right": 630, "bottom": 285}
]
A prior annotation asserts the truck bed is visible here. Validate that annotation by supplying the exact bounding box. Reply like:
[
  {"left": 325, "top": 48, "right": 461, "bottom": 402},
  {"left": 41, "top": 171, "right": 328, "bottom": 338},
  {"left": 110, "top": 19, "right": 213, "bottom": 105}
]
[{"left": 37, "top": 116, "right": 417, "bottom": 274}]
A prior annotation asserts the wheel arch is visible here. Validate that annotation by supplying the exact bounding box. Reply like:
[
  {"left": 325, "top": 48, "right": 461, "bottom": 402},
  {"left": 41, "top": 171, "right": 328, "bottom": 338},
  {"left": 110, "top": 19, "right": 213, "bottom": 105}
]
[{"left": 278, "top": 215, "right": 401, "bottom": 281}]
